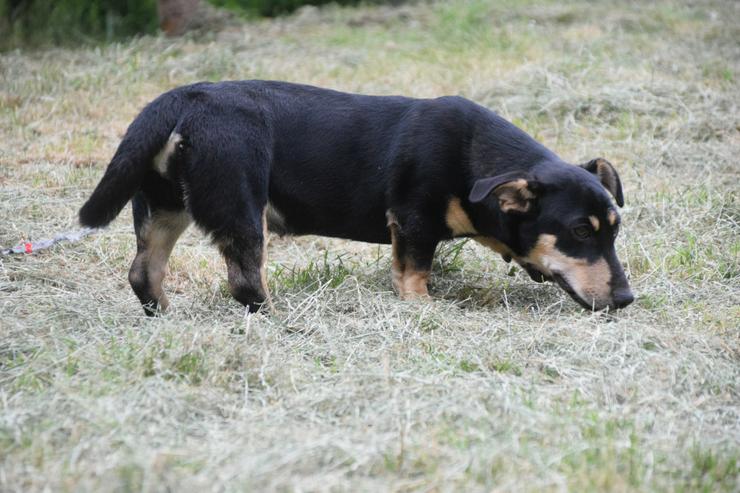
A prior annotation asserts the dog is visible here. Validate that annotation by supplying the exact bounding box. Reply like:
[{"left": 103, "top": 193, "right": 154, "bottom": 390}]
[{"left": 79, "top": 80, "right": 634, "bottom": 315}]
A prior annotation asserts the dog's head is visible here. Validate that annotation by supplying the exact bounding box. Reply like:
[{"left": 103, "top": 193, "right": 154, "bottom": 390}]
[{"left": 469, "top": 158, "right": 633, "bottom": 310}]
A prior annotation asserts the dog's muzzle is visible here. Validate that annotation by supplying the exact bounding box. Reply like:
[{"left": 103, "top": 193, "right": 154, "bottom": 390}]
[
  {"left": 552, "top": 272, "right": 634, "bottom": 311},
  {"left": 520, "top": 261, "right": 634, "bottom": 311}
]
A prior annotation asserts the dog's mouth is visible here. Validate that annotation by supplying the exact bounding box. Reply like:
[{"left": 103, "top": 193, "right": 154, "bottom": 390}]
[
  {"left": 551, "top": 273, "right": 599, "bottom": 310},
  {"left": 520, "top": 262, "right": 605, "bottom": 310},
  {"left": 521, "top": 262, "right": 552, "bottom": 283}
]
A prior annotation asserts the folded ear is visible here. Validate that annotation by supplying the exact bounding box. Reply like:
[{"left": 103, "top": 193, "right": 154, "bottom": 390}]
[
  {"left": 580, "top": 158, "right": 624, "bottom": 207},
  {"left": 468, "top": 171, "right": 539, "bottom": 213}
]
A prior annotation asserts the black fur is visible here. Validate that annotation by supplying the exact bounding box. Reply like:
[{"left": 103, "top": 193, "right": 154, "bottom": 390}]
[
  {"left": 80, "top": 80, "right": 634, "bottom": 312},
  {"left": 79, "top": 92, "right": 185, "bottom": 227}
]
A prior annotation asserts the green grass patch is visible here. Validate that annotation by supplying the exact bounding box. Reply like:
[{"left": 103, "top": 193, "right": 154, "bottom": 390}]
[{"left": 271, "top": 251, "right": 354, "bottom": 291}]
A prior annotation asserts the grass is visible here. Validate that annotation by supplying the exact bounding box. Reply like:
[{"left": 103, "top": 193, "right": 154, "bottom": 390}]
[{"left": 1, "top": 0, "right": 739, "bottom": 491}]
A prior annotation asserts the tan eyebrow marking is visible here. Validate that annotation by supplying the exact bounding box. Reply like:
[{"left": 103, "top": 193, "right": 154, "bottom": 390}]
[
  {"left": 607, "top": 209, "right": 618, "bottom": 226},
  {"left": 523, "top": 234, "right": 612, "bottom": 307},
  {"left": 589, "top": 215, "right": 600, "bottom": 231}
]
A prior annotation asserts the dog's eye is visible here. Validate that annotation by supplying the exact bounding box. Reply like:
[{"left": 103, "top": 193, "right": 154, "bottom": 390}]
[{"left": 572, "top": 225, "right": 592, "bottom": 240}]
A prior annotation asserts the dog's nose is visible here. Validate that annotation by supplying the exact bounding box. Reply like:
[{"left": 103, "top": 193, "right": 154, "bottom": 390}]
[{"left": 611, "top": 288, "right": 634, "bottom": 309}]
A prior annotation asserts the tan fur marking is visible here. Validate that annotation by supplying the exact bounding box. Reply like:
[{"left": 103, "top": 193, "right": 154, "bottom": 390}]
[
  {"left": 495, "top": 179, "right": 532, "bottom": 213},
  {"left": 401, "top": 269, "right": 430, "bottom": 299},
  {"left": 146, "top": 212, "right": 190, "bottom": 306},
  {"left": 594, "top": 158, "right": 618, "bottom": 198},
  {"left": 523, "top": 234, "right": 612, "bottom": 308},
  {"left": 153, "top": 132, "right": 182, "bottom": 175},
  {"left": 474, "top": 236, "right": 514, "bottom": 259},
  {"left": 589, "top": 215, "right": 600, "bottom": 231},
  {"left": 261, "top": 207, "right": 273, "bottom": 311},
  {"left": 265, "top": 201, "right": 287, "bottom": 234},
  {"left": 387, "top": 210, "right": 431, "bottom": 299},
  {"left": 607, "top": 209, "right": 618, "bottom": 226},
  {"left": 386, "top": 210, "right": 398, "bottom": 228},
  {"left": 388, "top": 215, "right": 404, "bottom": 294},
  {"left": 445, "top": 198, "right": 478, "bottom": 236},
  {"left": 130, "top": 210, "right": 190, "bottom": 310}
]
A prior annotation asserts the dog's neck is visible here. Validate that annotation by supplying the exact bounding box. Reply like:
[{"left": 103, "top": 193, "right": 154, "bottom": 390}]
[
  {"left": 461, "top": 108, "right": 561, "bottom": 255},
  {"left": 467, "top": 107, "right": 558, "bottom": 181}
]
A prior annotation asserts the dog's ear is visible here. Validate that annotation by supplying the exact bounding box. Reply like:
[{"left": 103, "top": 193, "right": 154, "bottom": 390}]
[
  {"left": 580, "top": 158, "right": 624, "bottom": 207},
  {"left": 469, "top": 171, "right": 539, "bottom": 213}
]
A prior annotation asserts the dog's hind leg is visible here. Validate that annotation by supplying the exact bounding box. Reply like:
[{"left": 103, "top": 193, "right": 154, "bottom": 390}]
[
  {"left": 174, "top": 103, "right": 273, "bottom": 312},
  {"left": 129, "top": 192, "right": 190, "bottom": 316},
  {"left": 215, "top": 210, "right": 270, "bottom": 313},
  {"left": 179, "top": 136, "right": 271, "bottom": 312}
]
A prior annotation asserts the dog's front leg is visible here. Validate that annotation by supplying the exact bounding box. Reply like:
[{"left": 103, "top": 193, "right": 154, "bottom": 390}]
[{"left": 388, "top": 217, "right": 437, "bottom": 300}]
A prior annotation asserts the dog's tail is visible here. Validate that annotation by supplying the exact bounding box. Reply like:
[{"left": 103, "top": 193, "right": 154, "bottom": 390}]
[{"left": 78, "top": 91, "right": 184, "bottom": 228}]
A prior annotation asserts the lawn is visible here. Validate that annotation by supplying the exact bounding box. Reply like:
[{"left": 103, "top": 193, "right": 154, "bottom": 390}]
[{"left": 1, "top": 0, "right": 738, "bottom": 491}]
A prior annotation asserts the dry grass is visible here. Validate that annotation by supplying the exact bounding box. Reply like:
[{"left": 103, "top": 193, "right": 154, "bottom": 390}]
[{"left": 1, "top": 0, "right": 739, "bottom": 491}]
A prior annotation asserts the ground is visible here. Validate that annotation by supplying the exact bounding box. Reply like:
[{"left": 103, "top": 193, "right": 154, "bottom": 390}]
[{"left": 1, "top": 0, "right": 738, "bottom": 491}]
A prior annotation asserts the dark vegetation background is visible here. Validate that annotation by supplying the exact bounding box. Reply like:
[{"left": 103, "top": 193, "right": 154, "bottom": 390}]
[
  {"left": 210, "top": 0, "right": 393, "bottom": 16},
  {"left": 0, "top": 0, "right": 392, "bottom": 48},
  {"left": 2, "top": 0, "right": 160, "bottom": 46}
]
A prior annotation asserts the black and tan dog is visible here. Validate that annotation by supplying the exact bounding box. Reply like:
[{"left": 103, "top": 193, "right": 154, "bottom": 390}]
[{"left": 79, "top": 80, "right": 634, "bottom": 315}]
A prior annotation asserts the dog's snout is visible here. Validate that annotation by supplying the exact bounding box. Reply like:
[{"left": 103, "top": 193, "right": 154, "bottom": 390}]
[{"left": 611, "top": 288, "right": 634, "bottom": 309}]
